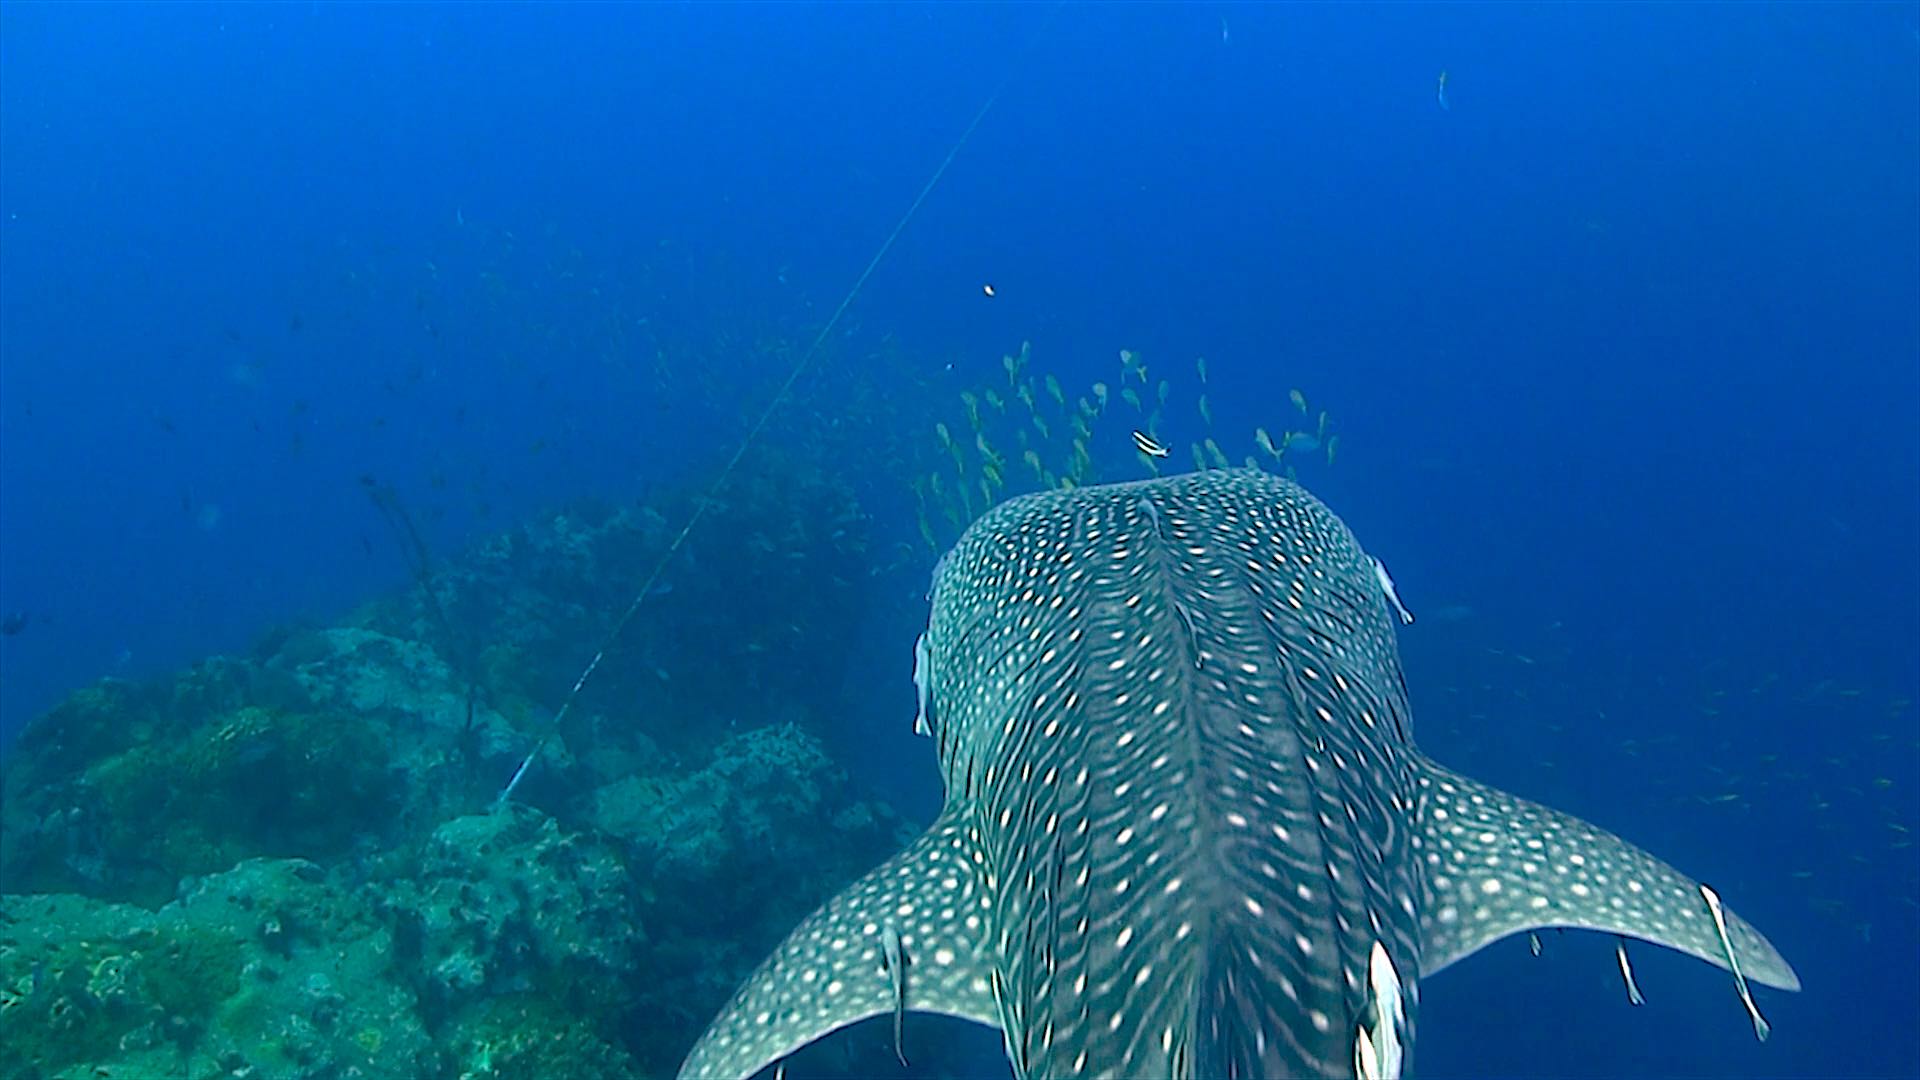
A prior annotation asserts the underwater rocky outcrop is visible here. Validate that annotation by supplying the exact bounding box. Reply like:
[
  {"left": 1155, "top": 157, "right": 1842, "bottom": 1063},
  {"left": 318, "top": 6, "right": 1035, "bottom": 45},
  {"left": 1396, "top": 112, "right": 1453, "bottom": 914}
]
[{"left": 0, "top": 455, "right": 926, "bottom": 1079}]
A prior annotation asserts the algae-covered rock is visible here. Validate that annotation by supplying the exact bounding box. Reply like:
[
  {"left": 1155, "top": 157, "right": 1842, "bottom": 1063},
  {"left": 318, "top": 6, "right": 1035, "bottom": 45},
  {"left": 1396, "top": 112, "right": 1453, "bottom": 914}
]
[
  {"left": 0, "top": 858, "right": 432, "bottom": 1079},
  {"left": 0, "top": 449, "right": 919, "bottom": 1079},
  {"left": 363, "top": 454, "right": 875, "bottom": 767},
  {"left": 444, "top": 993, "right": 642, "bottom": 1080},
  {"left": 1, "top": 624, "right": 530, "bottom": 906},
  {"left": 4, "top": 701, "right": 402, "bottom": 906},
  {"left": 590, "top": 723, "right": 913, "bottom": 1074},
  {"left": 383, "top": 803, "right": 645, "bottom": 1030}
]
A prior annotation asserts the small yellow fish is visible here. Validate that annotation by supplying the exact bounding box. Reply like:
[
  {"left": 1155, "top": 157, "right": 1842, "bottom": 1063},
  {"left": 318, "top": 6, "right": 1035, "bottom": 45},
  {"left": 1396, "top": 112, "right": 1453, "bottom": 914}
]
[{"left": 975, "top": 431, "right": 994, "bottom": 461}]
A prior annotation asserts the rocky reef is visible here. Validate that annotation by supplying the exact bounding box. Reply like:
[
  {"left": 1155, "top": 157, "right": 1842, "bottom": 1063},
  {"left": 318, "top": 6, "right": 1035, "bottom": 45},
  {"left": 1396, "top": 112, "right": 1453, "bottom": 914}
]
[{"left": 0, "top": 454, "right": 950, "bottom": 1079}]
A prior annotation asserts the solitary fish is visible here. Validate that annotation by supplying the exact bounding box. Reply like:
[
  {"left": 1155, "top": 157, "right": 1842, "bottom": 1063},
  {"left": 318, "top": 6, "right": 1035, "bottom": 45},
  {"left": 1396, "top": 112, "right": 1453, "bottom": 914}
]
[
  {"left": 1134, "top": 430, "right": 1171, "bottom": 458},
  {"left": 678, "top": 469, "right": 1798, "bottom": 1079}
]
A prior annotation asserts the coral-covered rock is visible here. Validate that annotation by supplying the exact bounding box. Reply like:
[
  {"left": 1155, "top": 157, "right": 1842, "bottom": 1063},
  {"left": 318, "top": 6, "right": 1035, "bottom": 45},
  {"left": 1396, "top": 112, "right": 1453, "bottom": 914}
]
[
  {"left": 383, "top": 804, "right": 645, "bottom": 1028},
  {"left": 3, "top": 702, "right": 402, "bottom": 906},
  {"left": 0, "top": 451, "right": 914, "bottom": 1079},
  {"left": 587, "top": 724, "right": 912, "bottom": 1074},
  {"left": 0, "top": 858, "right": 432, "bottom": 1079}
]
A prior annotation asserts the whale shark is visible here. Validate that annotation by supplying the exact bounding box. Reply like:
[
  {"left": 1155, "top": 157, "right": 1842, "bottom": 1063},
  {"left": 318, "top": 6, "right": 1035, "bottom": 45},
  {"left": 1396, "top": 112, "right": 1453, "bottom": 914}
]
[{"left": 679, "top": 468, "right": 1798, "bottom": 1079}]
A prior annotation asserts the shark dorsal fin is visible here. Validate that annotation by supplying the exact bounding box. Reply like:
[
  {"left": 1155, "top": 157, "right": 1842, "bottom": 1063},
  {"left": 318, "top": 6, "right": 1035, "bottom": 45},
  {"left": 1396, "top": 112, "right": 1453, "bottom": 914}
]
[
  {"left": 678, "top": 810, "right": 1002, "bottom": 1079},
  {"left": 1412, "top": 761, "right": 1800, "bottom": 992}
]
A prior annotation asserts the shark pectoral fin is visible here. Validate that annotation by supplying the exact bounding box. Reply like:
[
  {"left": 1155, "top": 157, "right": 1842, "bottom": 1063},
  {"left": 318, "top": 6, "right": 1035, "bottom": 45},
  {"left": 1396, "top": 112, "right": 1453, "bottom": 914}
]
[
  {"left": 1413, "top": 761, "right": 1800, "bottom": 993},
  {"left": 678, "top": 811, "right": 1001, "bottom": 1080}
]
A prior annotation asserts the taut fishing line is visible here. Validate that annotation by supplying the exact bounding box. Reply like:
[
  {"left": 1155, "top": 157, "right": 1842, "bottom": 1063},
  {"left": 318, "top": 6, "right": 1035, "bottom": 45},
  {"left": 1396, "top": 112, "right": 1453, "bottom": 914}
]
[{"left": 500, "top": 10, "right": 1057, "bottom": 802}]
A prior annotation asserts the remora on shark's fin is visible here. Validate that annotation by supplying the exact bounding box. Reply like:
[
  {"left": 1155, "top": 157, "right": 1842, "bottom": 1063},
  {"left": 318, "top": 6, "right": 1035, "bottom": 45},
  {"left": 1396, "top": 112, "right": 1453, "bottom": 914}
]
[
  {"left": 1412, "top": 761, "right": 1799, "bottom": 991},
  {"left": 677, "top": 811, "right": 1000, "bottom": 1079}
]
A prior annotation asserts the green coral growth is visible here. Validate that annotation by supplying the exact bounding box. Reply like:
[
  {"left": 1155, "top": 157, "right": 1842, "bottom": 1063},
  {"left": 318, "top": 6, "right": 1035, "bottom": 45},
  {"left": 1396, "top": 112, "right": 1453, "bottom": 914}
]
[
  {"left": 139, "top": 925, "right": 245, "bottom": 1019},
  {"left": 0, "top": 897, "right": 249, "bottom": 1079},
  {"left": 449, "top": 994, "right": 640, "bottom": 1080},
  {"left": 79, "top": 705, "right": 399, "bottom": 897}
]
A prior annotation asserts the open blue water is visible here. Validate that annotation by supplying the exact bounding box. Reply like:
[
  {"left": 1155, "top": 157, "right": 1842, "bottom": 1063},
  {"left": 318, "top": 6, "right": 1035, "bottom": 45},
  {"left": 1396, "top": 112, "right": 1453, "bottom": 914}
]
[{"left": 2, "top": 4, "right": 1914, "bottom": 1076}]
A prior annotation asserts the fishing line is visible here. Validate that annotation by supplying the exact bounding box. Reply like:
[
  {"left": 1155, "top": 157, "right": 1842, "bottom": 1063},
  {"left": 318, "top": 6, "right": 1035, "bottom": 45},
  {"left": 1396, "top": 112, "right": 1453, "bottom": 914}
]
[{"left": 500, "top": 11, "right": 1057, "bottom": 802}]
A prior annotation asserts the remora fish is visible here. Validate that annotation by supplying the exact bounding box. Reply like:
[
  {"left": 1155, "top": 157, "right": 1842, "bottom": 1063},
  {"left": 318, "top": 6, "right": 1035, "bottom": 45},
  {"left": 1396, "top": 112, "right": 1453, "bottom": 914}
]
[{"left": 679, "top": 469, "right": 1799, "bottom": 1079}]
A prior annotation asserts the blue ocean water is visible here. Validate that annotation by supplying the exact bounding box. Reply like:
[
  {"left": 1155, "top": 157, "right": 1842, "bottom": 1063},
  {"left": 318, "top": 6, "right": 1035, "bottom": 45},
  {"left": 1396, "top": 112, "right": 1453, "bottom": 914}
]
[{"left": 0, "top": 3, "right": 1914, "bottom": 1078}]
